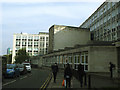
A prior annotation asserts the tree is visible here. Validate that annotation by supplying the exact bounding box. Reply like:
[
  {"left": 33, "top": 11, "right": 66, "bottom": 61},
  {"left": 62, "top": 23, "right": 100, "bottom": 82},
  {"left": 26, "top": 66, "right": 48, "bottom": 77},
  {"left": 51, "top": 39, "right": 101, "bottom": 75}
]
[
  {"left": 4, "top": 54, "right": 12, "bottom": 64},
  {"left": 15, "top": 48, "right": 30, "bottom": 64}
]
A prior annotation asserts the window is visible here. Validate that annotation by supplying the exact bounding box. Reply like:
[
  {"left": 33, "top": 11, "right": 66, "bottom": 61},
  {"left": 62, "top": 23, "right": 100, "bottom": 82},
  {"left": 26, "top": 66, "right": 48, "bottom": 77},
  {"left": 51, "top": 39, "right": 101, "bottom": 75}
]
[
  {"left": 68, "top": 56, "right": 72, "bottom": 63},
  {"left": 85, "top": 56, "right": 88, "bottom": 63},
  {"left": 28, "top": 36, "right": 33, "bottom": 39},
  {"left": 16, "top": 36, "right": 21, "bottom": 39},
  {"left": 22, "top": 36, "right": 27, "bottom": 39},
  {"left": 74, "top": 56, "right": 77, "bottom": 63},
  {"left": 85, "top": 65, "right": 88, "bottom": 70},
  {"left": 78, "top": 55, "right": 80, "bottom": 63},
  {"left": 40, "top": 37, "right": 42, "bottom": 41},
  {"left": 82, "top": 56, "right": 84, "bottom": 63},
  {"left": 46, "top": 37, "right": 49, "bottom": 41},
  {"left": 34, "top": 36, "right": 39, "bottom": 40},
  {"left": 43, "top": 37, "right": 45, "bottom": 41},
  {"left": 108, "top": 2, "right": 111, "bottom": 10}
]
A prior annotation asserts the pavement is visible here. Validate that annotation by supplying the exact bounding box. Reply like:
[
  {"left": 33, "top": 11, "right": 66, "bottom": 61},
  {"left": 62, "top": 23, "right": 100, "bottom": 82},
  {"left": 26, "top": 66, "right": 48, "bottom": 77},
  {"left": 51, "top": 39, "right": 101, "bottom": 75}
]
[{"left": 47, "top": 69, "right": 120, "bottom": 90}]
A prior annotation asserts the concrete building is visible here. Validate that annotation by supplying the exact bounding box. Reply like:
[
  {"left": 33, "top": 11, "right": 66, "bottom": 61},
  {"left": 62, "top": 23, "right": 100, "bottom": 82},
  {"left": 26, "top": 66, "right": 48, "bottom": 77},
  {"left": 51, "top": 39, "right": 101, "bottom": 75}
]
[
  {"left": 43, "top": 41, "right": 119, "bottom": 72},
  {"left": 43, "top": 40, "right": 120, "bottom": 78},
  {"left": 80, "top": 1, "right": 120, "bottom": 41},
  {"left": 49, "top": 25, "right": 91, "bottom": 53},
  {"left": 12, "top": 32, "right": 49, "bottom": 63},
  {"left": 41, "top": 24, "right": 120, "bottom": 77}
]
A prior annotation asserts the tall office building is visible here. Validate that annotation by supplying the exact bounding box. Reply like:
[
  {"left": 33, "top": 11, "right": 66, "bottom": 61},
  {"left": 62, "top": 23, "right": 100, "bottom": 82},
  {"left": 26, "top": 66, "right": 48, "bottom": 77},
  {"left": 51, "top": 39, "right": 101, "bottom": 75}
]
[
  {"left": 12, "top": 32, "right": 49, "bottom": 63},
  {"left": 7, "top": 48, "right": 12, "bottom": 55},
  {"left": 80, "top": 1, "right": 120, "bottom": 41}
]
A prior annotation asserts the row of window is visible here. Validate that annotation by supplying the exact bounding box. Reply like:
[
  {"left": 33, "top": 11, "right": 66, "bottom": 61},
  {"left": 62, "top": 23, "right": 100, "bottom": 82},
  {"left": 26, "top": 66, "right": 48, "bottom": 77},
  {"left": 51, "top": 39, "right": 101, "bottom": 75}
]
[
  {"left": 83, "top": 2, "right": 118, "bottom": 27},
  {"left": 16, "top": 42, "right": 48, "bottom": 47},
  {"left": 16, "top": 36, "right": 49, "bottom": 41},
  {"left": 44, "top": 52, "right": 88, "bottom": 70}
]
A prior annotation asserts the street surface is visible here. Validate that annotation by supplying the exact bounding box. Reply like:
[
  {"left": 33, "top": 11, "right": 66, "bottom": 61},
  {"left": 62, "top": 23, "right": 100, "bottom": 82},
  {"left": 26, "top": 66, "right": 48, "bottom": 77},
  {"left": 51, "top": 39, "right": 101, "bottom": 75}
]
[{"left": 2, "top": 68, "right": 50, "bottom": 89}]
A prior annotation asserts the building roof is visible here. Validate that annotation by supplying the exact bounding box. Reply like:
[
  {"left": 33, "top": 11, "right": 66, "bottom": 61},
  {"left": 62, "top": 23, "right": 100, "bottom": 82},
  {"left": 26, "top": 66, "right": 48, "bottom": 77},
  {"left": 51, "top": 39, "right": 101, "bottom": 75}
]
[
  {"left": 13, "top": 32, "right": 49, "bottom": 35},
  {"left": 38, "top": 32, "right": 49, "bottom": 34},
  {"left": 49, "top": 24, "right": 90, "bottom": 31}
]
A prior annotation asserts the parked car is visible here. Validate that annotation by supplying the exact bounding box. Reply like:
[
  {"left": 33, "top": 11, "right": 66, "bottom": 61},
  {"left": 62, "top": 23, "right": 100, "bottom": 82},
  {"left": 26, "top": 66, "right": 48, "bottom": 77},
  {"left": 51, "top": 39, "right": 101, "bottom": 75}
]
[
  {"left": 1, "top": 56, "right": 7, "bottom": 81},
  {"left": 5, "top": 64, "right": 20, "bottom": 78},
  {"left": 22, "top": 63, "right": 31, "bottom": 73},
  {"left": 17, "top": 64, "right": 27, "bottom": 75}
]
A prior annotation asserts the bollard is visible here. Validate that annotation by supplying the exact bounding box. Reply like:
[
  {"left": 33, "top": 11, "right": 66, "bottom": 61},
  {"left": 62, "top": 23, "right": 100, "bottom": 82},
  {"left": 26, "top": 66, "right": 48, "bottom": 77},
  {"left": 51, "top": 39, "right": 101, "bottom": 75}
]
[{"left": 88, "top": 74, "right": 91, "bottom": 89}]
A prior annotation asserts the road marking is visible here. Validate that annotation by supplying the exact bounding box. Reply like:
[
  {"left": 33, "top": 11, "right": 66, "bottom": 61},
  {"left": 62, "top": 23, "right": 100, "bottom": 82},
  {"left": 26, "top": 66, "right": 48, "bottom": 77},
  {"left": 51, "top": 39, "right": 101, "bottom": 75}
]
[
  {"left": 43, "top": 77, "right": 51, "bottom": 89},
  {"left": 20, "top": 76, "right": 28, "bottom": 80},
  {"left": 40, "top": 73, "right": 52, "bottom": 89},
  {"left": 29, "top": 74, "right": 32, "bottom": 76},
  {"left": 2, "top": 80, "right": 16, "bottom": 86},
  {"left": 40, "top": 76, "right": 49, "bottom": 89}
]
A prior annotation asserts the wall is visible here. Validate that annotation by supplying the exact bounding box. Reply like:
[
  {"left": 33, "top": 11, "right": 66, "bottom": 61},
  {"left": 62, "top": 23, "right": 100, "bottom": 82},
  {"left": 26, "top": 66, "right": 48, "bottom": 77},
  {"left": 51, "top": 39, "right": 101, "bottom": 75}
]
[
  {"left": 49, "top": 26, "right": 54, "bottom": 53},
  {"left": 89, "top": 46, "right": 117, "bottom": 73},
  {"left": 54, "top": 27, "right": 90, "bottom": 51}
]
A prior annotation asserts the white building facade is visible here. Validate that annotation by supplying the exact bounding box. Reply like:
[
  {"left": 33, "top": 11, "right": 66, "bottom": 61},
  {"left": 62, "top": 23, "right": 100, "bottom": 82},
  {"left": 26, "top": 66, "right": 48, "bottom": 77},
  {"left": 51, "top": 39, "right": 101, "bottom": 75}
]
[
  {"left": 12, "top": 32, "right": 49, "bottom": 63},
  {"left": 80, "top": 2, "right": 120, "bottom": 41}
]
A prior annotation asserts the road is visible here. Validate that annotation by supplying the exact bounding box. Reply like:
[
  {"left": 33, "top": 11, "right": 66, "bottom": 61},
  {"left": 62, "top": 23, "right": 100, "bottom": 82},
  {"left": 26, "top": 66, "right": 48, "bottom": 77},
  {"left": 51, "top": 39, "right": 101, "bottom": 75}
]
[{"left": 2, "top": 68, "right": 51, "bottom": 89}]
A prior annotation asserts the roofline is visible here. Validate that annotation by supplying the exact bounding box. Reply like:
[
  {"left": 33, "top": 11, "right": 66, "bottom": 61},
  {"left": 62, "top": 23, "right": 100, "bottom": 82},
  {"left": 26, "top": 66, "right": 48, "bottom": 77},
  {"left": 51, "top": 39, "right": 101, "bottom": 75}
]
[
  {"left": 80, "top": 1, "right": 106, "bottom": 27},
  {"left": 49, "top": 24, "right": 90, "bottom": 30}
]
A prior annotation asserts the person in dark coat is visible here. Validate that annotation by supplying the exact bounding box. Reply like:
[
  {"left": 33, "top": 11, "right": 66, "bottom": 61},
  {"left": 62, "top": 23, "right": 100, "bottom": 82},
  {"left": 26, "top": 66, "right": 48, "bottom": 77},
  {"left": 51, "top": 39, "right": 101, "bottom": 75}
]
[
  {"left": 109, "top": 62, "right": 115, "bottom": 78},
  {"left": 78, "top": 64, "right": 85, "bottom": 87},
  {"left": 64, "top": 63, "right": 72, "bottom": 88},
  {"left": 51, "top": 63, "right": 58, "bottom": 83}
]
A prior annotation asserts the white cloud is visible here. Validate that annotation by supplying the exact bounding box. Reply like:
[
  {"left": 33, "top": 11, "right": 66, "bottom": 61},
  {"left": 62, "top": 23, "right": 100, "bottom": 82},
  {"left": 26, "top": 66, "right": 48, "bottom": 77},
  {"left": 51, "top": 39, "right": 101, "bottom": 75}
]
[{"left": 1, "top": 0, "right": 106, "bottom": 3}]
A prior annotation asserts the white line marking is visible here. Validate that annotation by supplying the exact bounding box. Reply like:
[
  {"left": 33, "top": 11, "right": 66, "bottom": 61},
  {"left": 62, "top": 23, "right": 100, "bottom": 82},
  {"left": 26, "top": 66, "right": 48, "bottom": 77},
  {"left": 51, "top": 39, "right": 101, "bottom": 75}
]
[
  {"left": 2, "top": 80, "right": 16, "bottom": 86},
  {"left": 20, "top": 76, "right": 28, "bottom": 80}
]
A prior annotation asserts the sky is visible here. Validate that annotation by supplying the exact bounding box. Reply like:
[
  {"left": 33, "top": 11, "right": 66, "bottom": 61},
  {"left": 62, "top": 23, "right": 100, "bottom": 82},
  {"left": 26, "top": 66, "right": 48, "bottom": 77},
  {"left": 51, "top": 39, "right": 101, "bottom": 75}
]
[{"left": 0, "top": 0, "right": 105, "bottom": 55}]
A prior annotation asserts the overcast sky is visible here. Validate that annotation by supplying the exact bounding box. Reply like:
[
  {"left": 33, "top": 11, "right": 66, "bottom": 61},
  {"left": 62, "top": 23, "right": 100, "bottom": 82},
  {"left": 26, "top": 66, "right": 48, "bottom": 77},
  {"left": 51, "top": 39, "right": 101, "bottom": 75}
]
[{"left": 0, "top": 0, "right": 105, "bottom": 55}]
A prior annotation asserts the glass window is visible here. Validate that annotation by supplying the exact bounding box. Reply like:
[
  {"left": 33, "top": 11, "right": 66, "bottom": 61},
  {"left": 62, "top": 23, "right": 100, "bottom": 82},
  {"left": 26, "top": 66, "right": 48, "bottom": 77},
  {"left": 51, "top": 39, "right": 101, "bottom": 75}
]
[
  {"left": 34, "top": 36, "right": 39, "bottom": 40},
  {"left": 16, "top": 36, "right": 21, "bottom": 39},
  {"left": 85, "top": 56, "right": 88, "bottom": 63},
  {"left": 74, "top": 56, "right": 77, "bottom": 63},
  {"left": 43, "top": 37, "right": 45, "bottom": 41},
  {"left": 40, "top": 37, "right": 42, "bottom": 40},
  {"left": 85, "top": 65, "right": 88, "bottom": 70},
  {"left": 78, "top": 55, "right": 80, "bottom": 63},
  {"left": 28, "top": 36, "right": 33, "bottom": 39},
  {"left": 46, "top": 37, "right": 49, "bottom": 41},
  {"left": 82, "top": 56, "right": 84, "bottom": 63}
]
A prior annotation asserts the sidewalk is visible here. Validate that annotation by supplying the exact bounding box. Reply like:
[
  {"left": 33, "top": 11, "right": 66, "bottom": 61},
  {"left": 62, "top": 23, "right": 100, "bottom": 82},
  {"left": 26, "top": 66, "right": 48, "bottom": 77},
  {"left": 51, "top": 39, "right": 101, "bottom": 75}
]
[
  {"left": 47, "top": 70, "right": 120, "bottom": 89},
  {"left": 47, "top": 70, "right": 88, "bottom": 89}
]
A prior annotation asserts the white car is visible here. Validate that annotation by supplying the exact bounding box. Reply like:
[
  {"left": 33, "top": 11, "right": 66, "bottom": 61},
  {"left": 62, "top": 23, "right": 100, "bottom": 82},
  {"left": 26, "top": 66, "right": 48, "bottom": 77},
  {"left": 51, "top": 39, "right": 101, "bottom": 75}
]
[{"left": 22, "top": 63, "right": 31, "bottom": 73}]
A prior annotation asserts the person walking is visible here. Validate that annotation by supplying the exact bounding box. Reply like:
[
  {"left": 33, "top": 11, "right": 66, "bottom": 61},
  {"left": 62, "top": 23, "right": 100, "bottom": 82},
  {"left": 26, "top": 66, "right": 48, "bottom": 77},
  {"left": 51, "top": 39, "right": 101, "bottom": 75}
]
[
  {"left": 64, "top": 63, "right": 72, "bottom": 88},
  {"left": 109, "top": 62, "right": 115, "bottom": 78},
  {"left": 51, "top": 63, "right": 58, "bottom": 83},
  {"left": 78, "top": 63, "right": 85, "bottom": 88}
]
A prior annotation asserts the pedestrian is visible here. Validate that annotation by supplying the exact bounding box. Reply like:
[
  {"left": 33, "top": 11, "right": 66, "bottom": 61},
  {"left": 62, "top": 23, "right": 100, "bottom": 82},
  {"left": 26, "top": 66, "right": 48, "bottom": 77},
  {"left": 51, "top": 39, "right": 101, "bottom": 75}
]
[
  {"left": 51, "top": 63, "right": 58, "bottom": 83},
  {"left": 64, "top": 63, "right": 72, "bottom": 88},
  {"left": 109, "top": 62, "right": 115, "bottom": 78},
  {"left": 78, "top": 63, "right": 85, "bottom": 87}
]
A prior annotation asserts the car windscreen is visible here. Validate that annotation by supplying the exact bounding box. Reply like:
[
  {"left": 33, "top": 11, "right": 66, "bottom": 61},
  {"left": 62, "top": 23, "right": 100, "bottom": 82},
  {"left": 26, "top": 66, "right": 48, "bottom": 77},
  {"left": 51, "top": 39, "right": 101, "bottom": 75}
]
[
  {"left": 18, "top": 64, "right": 24, "bottom": 68},
  {"left": 7, "top": 64, "right": 15, "bottom": 69},
  {"left": 23, "top": 64, "right": 30, "bottom": 66}
]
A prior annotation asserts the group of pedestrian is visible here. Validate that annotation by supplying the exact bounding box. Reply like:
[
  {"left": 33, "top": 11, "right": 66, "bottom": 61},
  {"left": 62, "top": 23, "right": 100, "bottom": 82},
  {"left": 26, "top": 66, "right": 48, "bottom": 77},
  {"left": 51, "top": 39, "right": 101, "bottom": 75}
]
[
  {"left": 51, "top": 61, "right": 115, "bottom": 88},
  {"left": 51, "top": 62, "right": 85, "bottom": 88}
]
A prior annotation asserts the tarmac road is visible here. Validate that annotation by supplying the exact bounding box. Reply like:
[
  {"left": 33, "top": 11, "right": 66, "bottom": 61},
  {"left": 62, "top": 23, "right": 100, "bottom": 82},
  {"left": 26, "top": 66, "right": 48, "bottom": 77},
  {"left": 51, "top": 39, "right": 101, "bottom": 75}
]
[{"left": 2, "top": 68, "right": 51, "bottom": 89}]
